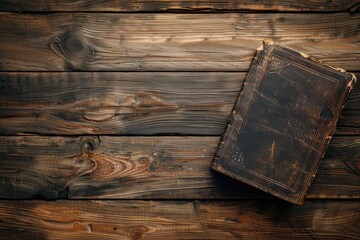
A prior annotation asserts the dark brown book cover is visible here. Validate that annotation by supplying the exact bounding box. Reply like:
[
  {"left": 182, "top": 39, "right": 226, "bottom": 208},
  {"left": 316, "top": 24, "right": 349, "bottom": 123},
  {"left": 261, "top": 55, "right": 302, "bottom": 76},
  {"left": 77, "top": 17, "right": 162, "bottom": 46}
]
[{"left": 211, "top": 40, "right": 357, "bottom": 205}]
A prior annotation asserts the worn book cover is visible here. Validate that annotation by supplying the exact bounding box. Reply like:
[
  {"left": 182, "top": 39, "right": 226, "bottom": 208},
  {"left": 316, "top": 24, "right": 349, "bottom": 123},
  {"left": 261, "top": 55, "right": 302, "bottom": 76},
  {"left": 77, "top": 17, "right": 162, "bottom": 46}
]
[{"left": 211, "top": 40, "right": 357, "bottom": 205}]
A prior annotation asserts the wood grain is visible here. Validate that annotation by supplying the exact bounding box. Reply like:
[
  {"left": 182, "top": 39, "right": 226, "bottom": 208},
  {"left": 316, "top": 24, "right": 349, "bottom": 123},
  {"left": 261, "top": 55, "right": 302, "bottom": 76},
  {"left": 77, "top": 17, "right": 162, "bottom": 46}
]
[
  {"left": 0, "top": 136, "right": 358, "bottom": 199},
  {"left": 0, "top": 13, "right": 359, "bottom": 71},
  {"left": 0, "top": 2, "right": 358, "bottom": 239},
  {"left": 0, "top": 72, "right": 358, "bottom": 135},
  {"left": 0, "top": 0, "right": 359, "bottom": 12},
  {"left": 0, "top": 200, "right": 359, "bottom": 239}
]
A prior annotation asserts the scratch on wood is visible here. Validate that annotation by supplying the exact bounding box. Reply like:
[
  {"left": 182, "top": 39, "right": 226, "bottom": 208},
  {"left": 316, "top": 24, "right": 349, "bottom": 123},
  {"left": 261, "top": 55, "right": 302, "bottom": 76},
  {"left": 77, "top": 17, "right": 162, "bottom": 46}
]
[{"left": 270, "top": 140, "right": 276, "bottom": 161}]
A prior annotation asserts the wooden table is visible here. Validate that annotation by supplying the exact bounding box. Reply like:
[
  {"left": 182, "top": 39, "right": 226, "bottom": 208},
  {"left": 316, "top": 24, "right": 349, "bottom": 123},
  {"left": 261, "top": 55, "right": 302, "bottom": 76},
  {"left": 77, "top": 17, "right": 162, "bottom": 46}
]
[{"left": 0, "top": 1, "right": 359, "bottom": 239}]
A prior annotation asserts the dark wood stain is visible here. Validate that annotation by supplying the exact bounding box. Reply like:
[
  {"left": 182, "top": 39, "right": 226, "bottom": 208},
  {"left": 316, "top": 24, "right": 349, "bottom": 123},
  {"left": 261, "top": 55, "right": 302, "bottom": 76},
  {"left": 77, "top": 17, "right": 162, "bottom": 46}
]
[
  {"left": 0, "top": 200, "right": 359, "bottom": 239},
  {"left": 0, "top": 13, "right": 359, "bottom": 71},
  {"left": 0, "top": 2, "right": 359, "bottom": 239},
  {"left": 0, "top": 136, "right": 358, "bottom": 199},
  {"left": 0, "top": 72, "right": 358, "bottom": 135}
]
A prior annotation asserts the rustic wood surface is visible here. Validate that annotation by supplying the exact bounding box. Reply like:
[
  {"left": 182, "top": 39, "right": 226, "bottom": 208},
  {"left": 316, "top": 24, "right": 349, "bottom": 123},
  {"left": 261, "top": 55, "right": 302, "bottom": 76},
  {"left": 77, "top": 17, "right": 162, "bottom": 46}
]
[
  {"left": 0, "top": 136, "right": 359, "bottom": 199},
  {"left": 0, "top": 0, "right": 359, "bottom": 12},
  {"left": 0, "top": 72, "right": 358, "bottom": 135},
  {"left": 1, "top": 2, "right": 359, "bottom": 239},
  {"left": 0, "top": 13, "right": 359, "bottom": 71},
  {"left": 1, "top": 200, "right": 359, "bottom": 239}
]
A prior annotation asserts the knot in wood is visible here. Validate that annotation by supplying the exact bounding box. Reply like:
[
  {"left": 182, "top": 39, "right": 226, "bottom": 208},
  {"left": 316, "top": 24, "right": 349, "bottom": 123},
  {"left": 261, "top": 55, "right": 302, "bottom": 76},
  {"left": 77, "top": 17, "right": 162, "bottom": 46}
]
[
  {"left": 50, "top": 30, "right": 95, "bottom": 70},
  {"left": 81, "top": 136, "right": 100, "bottom": 154},
  {"left": 138, "top": 156, "right": 149, "bottom": 164}
]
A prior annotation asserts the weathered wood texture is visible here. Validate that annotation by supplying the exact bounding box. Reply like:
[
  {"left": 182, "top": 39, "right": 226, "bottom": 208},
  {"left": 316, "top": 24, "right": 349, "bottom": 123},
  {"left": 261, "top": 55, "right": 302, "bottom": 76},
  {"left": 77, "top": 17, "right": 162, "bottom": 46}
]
[
  {"left": 0, "top": 136, "right": 358, "bottom": 199},
  {"left": 0, "top": 72, "right": 358, "bottom": 135},
  {"left": 0, "top": 3, "right": 358, "bottom": 239},
  {"left": 0, "top": 13, "right": 359, "bottom": 71},
  {"left": 1, "top": 200, "right": 359, "bottom": 239},
  {"left": 1, "top": 0, "right": 359, "bottom": 12}
]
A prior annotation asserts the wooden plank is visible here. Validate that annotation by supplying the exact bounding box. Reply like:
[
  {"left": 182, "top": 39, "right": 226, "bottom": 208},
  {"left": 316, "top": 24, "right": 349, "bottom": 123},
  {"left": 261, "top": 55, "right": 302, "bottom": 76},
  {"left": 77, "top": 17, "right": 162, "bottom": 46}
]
[
  {"left": 0, "top": 200, "right": 359, "bottom": 239},
  {"left": 0, "top": 13, "right": 359, "bottom": 71},
  {"left": 0, "top": 72, "right": 241, "bottom": 135},
  {"left": 0, "top": 0, "right": 359, "bottom": 12},
  {"left": 0, "top": 72, "right": 358, "bottom": 135},
  {"left": 0, "top": 136, "right": 358, "bottom": 199}
]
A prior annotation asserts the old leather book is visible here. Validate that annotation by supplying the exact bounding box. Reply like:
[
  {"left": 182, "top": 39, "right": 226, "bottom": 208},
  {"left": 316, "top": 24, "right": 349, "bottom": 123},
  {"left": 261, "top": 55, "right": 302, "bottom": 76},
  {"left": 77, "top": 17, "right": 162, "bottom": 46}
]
[{"left": 211, "top": 40, "right": 357, "bottom": 205}]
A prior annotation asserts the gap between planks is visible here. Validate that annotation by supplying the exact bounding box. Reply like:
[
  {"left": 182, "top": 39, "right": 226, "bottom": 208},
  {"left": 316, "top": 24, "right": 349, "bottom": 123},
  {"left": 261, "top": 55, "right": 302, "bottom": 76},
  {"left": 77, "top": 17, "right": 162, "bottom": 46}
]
[{"left": 0, "top": 0, "right": 359, "bottom": 12}]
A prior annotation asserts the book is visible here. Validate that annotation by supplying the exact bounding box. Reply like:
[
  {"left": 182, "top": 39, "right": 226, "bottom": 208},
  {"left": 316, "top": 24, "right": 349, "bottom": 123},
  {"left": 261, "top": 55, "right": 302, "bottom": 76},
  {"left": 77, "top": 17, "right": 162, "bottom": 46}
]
[{"left": 211, "top": 40, "right": 357, "bottom": 205}]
